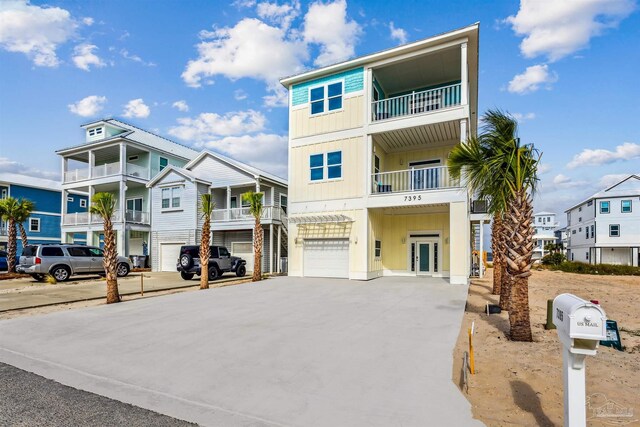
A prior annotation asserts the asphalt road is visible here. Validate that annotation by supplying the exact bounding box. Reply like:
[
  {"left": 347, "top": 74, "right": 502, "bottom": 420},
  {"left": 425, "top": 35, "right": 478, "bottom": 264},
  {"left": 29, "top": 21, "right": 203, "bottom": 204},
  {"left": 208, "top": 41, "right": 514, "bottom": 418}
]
[{"left": 0, "top": 362, "right": 196, "bottom": 427}]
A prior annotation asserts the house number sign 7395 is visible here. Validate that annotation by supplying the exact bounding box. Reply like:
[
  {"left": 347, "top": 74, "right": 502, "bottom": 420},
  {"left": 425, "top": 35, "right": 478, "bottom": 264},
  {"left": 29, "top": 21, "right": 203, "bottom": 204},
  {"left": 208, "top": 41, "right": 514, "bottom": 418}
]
[{"left": 404, "top": 195, "right": 422, "bottom": 202}]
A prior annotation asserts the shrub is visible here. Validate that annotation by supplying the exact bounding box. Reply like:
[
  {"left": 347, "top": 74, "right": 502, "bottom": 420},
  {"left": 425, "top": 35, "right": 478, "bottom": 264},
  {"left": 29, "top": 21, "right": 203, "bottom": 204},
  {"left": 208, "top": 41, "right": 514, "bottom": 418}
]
[
  {"left": 548, "top": 261, "right": 640, "bottom": 276},
  {"left": 541, "top": 252, "right": 566, "bottom": 266}
]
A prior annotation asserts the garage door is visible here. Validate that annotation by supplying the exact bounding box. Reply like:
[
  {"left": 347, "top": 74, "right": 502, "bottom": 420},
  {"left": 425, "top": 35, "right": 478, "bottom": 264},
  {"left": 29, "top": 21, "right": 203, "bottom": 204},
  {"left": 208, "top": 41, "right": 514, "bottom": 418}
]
[
  {"left": 232, "top": 242, "right": 254, "bottom": 272},
  {"left": 160, "top": 243, "right": 183, "bottom": 272},
  {"left": 303, "top": 239, "right": 349, "bottom": 278}
]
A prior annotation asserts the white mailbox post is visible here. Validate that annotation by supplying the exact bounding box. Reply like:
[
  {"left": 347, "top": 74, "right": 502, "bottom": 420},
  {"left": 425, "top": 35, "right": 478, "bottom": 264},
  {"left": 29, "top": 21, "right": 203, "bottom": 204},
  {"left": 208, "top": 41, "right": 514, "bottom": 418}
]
[{"left": 552, "top": 294, "right": 607, "bottom": 427}]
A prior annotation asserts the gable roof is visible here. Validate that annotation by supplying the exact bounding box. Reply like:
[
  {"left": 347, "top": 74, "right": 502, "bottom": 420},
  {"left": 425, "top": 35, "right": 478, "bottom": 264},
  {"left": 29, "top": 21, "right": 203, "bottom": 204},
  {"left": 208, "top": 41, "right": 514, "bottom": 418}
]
[
  {"left": 534, "top": 211, "right": 555, "bottom": 216},
  {"left": 565, "top": 174, "right": 640, "bottom": 212},
  {"left": 184, "top": 150, "right": 287, "bottom": 186},
  {"left": 146, "top": 165, "right": 212, "bottom": 188}
]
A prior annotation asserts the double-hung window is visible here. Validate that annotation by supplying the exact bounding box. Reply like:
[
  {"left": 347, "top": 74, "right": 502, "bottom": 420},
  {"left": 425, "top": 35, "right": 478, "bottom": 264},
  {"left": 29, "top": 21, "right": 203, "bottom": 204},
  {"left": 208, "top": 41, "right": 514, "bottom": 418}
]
[
  {"left": 310, "top": 154, "right": 324, "bottom": 181},
  {"left": 374, "top": 240, "right": 381, "bottom": 258},
  {"left": 599, "top": 201, "right": 610, "bottom": 214},
  {"left": 159, "top": 157, "right": 169, "bottom": 171},
  {"left": 327, "top": 151, "right": 342, "bottom": 179},
  {"left": 590, "top": 225, "right": 594, "bottom": 238},
  {"left": 609, "top": 224, "right": 620, "bottom": 237},
  {"left": 29, "top": 218, "right": 40, "bottom": 232},
  {"left": 310, "top": 81, "right": 343, "bottom": 115},
  {"left": 621, "top": 200, "right": 632, "bottom": 213},
  {"left": 310, "top": 151, "right": 342, "bottom": 181},
  {"left": 161, "top": 186, "right": 181, "bottom": 209},
  {"left": 585, "top": 227, "right": 589, "bottom": 239}
]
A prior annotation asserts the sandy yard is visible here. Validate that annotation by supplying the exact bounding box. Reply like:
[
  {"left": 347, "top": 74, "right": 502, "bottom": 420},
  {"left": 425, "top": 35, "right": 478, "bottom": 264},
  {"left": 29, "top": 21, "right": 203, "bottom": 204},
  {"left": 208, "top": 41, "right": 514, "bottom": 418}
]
[{"left": 453, "top": 268, "right": 640, "bottom": 426}]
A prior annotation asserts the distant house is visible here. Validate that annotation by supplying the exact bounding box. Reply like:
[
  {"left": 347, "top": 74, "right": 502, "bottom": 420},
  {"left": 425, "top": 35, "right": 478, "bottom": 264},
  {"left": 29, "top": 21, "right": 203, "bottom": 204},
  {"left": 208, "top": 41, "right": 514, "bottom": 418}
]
[
  {"left": 0, "top": 173, "right": 87, "bottom": 253},
  {"left": 56, "top": 118, "right": 199, "bottom": 260},
  {"left": 147, "top": 151, "right": 288, "bottom": 273},
  {"left": 532, "top": 211, "right": 560, "bottom": 260},
  {"left": 565, "top": 174, "right": 640, "bottom": 266}
]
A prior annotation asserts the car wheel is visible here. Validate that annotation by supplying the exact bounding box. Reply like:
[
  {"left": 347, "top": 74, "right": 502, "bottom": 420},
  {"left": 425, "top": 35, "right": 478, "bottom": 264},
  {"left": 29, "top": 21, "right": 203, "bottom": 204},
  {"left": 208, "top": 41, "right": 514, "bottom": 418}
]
[
  {"left": 51, "top": 266, "right": 71, "bottom": 282},
  {"left": 180, "top": 271, "right": 195, "bottom": 280},
  {"left": 236, "top": 265, "right": 246, "bottom": 277},
  {"left": 208, "top": 267, "right": 220, "bottom": 281},
  {"left": 116, "top": 263, "right": 130, "bottom": 277},
  {"left": 179, "top": 254, "right": 193, "bottom": 269},
  {"left": 31, "top": 274, "right": 45, "bottom": 282}
]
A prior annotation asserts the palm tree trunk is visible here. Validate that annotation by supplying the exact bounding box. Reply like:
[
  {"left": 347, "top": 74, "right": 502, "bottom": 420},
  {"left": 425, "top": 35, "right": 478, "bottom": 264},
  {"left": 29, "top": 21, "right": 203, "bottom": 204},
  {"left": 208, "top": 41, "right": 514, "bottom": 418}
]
[
  {"left": 7, "top": 219, "right": 17, "bottom": 273},
  {"left": 499, "top": 211, "right": 514, "bottom": 311},
  {"left": 18, "top": 223, "right": 28, "bottom": 248},
  {"left": 200, "top": 219, "right": 210, "bottom": 290},
  {"left": 491, "top": 215, "right": 502, "bottom": 295},
  {"left": 252, "top": 218, "right": 263, "bottom": 281},
  {"left": 504, "top": 190, "right": 534, "bottom": 342},
  {"left": 102, "top": 218, "right": 120, "bottom": 304}
]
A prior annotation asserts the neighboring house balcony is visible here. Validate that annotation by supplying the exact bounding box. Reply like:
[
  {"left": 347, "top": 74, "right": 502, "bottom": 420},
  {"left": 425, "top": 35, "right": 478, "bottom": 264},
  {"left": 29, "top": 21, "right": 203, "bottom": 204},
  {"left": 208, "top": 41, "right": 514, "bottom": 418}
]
[
  {"left": 0, "top": 225, "right": 6, "bottom": 236},
  {"left": 64, "top": 162, "right": 149, "bottom": 183},
  {"left": 62, "top": 210, "right": 150, "bottom": 226},
  {"left": 211, "top": 206, "right": 288, "bottom": 232},
  {"left": 371, "top": 166, "right": 459, "bottom": 194},
  {"left": 367, "top": 41, "right": 473, "bottom": 133}
]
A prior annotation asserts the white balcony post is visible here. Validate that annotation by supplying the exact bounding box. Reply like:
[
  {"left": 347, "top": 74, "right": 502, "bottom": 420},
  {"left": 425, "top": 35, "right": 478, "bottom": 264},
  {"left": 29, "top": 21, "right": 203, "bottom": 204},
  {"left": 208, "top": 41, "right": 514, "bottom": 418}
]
[
  {"left": 88, "top": 150, "right": 95, "bottom": 179},
  {"left": 61, "top": 157, "right": 68, "bottom": 182},
  {"left": 255, "top": 178, "right": 260, "bottom": 193},
  {"left": 460, "top": 42, "right": 468, "bottom": 106},
  {"left": 277, "top": 224, "right": 282, "bottom": 273},
  {"left": 365, "top": 67, "right": 372, "bottom": 122},
  {"left": 460, "top": 119, "right": 468, "bottom": 144},
  {"left": 226, "top": 186, "right": 231, "bottom": 221},
  {"left": 269, "top": 224, "right": 274, "bottom": 274},
  {"left": 61, "top": 189, "right": 68, "bottom": 223},
  {"left": 479, "top": 219, "right": 485, "bottom": 278},
  {"left": 366, "top": 135, "right": 373, "bottom": 195},
  {"left": 119, "top": 143, "right": 126, "bottom": 175},
  {"left": 119, "top": 181, "right": 126, "bottom": 224}
]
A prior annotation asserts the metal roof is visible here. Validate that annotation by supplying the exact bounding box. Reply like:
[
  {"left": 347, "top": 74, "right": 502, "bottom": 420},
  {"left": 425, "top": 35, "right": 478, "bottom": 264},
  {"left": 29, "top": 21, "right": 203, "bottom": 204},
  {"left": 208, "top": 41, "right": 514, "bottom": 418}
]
[
  {"left": 185, "top": 150, "right": 287, "bottom": 186},
  {"left": 564, "top": 174, "right": 640, "bottom": 212},
  {"left": 0, "top": 172, "right": 62, "bottom": 192}
]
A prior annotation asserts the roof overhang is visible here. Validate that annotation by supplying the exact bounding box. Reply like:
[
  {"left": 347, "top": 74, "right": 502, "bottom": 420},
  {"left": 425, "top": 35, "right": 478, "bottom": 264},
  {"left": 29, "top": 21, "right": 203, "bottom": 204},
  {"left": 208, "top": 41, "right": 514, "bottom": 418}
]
[{"left": 289, "top": 214, "right": 353, "bottom": 225}]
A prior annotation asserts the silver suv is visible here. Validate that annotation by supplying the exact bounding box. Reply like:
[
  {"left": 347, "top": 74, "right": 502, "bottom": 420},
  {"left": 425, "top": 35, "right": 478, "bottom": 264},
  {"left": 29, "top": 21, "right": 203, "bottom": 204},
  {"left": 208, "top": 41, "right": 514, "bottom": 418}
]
[{"left": 18, "top": 244, "right": 132, "bottom": 282}]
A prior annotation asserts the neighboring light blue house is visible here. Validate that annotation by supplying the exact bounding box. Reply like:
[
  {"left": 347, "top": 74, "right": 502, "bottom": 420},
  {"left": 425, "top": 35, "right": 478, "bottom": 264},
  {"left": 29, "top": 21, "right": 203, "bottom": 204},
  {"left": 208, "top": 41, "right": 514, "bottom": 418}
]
[{"left": 0, "top": 173, "right": 88, "bottom": 254}]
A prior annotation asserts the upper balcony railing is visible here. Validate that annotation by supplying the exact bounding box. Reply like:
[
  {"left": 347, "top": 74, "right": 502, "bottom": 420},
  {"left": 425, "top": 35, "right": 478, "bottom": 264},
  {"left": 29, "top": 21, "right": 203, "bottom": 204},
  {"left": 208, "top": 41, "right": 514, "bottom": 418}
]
[
  {"left": 63, "top": 162, "right": 150, "bottom": 183},
  {"left": 371, "top": 83, "right": 462, "bottom": 122},
  {"left": 63, "top": 210, "right": 150, "bottom": 226},
  {"left": 0, "top": 225, "right": 7, "bottom": 236},
  {"left": 371, "top": 166, "right": 460, "bottom": 194},
  {"left": 211, "top": 206, "right": 285, "bottom": 222}
]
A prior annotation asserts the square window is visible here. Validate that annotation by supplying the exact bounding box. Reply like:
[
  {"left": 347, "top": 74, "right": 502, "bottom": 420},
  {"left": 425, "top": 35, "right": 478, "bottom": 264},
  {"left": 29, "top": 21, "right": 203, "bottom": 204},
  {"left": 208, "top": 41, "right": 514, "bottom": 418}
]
[
  {"left": 621, "top": 200, "right": 632, "bottom": 213},
  {"left": 374, "top": 240, "right": 381, "bottom": 258},
  {"left": 609, "top": 224, "right": 620, "bottom": 237},
  {"left": 311, "top": 100, "right": 324, "bottom": 114},
  {"left": 79, "top": 199, "right": 87, "bottom": 208},
  {"left": 328, "top": 96, "right": 342, "bottom": 111},
  {"left": 600, "top": 201, "right": 610, "bottom": 214},
  {"left": 29, "top": 218, "right": 40, "bottom": 232},
  {"left": 328, "top": 82, "right": 342, "bottom": 98},
  {"left": 159, "top": 157, "right": 169, "bottom": 171}
]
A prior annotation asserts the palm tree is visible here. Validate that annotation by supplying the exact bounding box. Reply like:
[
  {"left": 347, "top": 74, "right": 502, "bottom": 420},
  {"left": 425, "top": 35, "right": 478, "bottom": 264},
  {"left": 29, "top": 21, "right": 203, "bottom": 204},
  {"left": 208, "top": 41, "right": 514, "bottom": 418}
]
[
  {"left": 242, "top": 191, "right": 264, "bottom": 281},
  {"left": 14, "top": 199, "right": 36, "bottom": 248},
  {"left": 199, "top": 193, "right": 215, "bottom": 290},
  {"left": 0, "top": 197, "right": 20, "bottom": 273},
  {"left": 90, "top": 192, "right": 120, "bottom": 304}
]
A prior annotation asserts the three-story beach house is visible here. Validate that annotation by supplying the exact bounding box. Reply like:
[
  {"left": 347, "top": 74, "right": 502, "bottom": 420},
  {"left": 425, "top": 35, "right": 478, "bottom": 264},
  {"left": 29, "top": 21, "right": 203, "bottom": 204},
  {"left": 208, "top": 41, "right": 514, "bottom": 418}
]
[
  {"left": 146, "top": 151, "right": 288, "bottom": 273},
  {"left": 565, "top": 174, "right": 640, "bottom": 266},
  {"left": 280, "top": 24, "right": 482, "bottom": 283},
  {"left": 532, "top": 211, "right": 559, "bottom": 260},
  {"left": 57, "top": 119, "right": 198, "bottom": 260}
]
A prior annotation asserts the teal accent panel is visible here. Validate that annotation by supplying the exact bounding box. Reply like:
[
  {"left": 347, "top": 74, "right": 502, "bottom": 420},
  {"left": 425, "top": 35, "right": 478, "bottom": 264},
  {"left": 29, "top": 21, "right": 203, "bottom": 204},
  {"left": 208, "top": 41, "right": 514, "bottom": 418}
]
[{"left": 292, "top": 67, "right": 364, "bottom": 106}]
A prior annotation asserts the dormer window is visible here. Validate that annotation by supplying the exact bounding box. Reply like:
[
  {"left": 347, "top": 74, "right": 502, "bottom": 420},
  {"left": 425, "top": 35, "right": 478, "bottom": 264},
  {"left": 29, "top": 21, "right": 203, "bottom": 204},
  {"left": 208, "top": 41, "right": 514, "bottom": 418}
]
[{"left": 88, "top": 127, "right": 104, "bottom": 138}]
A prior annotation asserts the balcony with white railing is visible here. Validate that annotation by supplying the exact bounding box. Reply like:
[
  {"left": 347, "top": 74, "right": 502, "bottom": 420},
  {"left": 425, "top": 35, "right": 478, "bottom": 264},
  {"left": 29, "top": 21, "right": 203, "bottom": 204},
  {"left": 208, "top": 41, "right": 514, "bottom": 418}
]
[
  {"left": 63, "top": 161, "right": 150, "bottom": 183},
  {"left": 371, "top": 166, "right": 460, "bottom": 195},
  {"left": 64, "top": 168, "right": 90, "bottom": 183},
  {"left": 125, "top": 163, "right": 149, "bottom": 179},
  {"left": 125, "top": 210, "right": 150, "bottom": 224},
  {"left": 62, "top": 210, "right": 123, "bottom": 226},
  {"left": 371, "top": 83, "right": 462, "bottom": 122},
  {"left": 211, "top": 206, "right": 285, "bottom": 223},
  {"left": 92, "top": 161, "right": 121, "bottom": 179}
]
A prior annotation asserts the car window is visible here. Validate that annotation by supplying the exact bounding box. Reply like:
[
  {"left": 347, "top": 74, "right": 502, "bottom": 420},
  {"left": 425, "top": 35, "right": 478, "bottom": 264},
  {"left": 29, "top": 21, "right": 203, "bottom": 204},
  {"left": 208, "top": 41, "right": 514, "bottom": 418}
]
[
  {"left": 22, "top": 246, "right": 38, "bottom": 257},
  {"left": 41, "top": 247, "right": 64, "bottom": 257},
  {"left": 67, "top": 247, "right": 92, "bottom": 257},
  {"left": 219, "top": 247, "right": 229, "bottom": 257},
  {"left": 210, "top": 247, "right": 219, "bottom": 258},
  {"left": 88, "top": 248, "right": 104, "bottom": 257}
]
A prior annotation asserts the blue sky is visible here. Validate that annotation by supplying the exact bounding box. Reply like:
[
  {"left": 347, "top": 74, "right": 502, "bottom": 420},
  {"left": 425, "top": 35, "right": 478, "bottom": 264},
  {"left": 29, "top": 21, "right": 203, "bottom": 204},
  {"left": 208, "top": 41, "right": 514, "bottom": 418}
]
[{"left": 0, "top": 0, "right": 638, "bottom": 222}]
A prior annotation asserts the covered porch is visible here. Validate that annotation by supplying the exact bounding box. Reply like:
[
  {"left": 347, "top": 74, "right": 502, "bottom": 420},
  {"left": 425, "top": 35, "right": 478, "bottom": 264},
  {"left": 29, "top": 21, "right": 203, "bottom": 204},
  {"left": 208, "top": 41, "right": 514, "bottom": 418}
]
[{"left": 62, "top": 143, "right": 151, "bottom": 184}]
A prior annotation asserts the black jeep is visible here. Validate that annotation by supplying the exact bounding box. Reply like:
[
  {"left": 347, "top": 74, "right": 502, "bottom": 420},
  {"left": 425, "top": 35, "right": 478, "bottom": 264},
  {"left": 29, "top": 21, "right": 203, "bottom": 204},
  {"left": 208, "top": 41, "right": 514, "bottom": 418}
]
[{"left": 176, "top": 245, "right": 246, "bottom": 281}]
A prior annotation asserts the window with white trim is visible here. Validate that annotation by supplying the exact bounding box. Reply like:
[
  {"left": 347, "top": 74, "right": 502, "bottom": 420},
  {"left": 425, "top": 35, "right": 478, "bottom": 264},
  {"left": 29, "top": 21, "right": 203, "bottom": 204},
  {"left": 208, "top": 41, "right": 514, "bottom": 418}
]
[
  {"left": 80, "top": 199, "right": 87, "bottom": 208},
  {"left": 309, "top": 81, "right": 343, "bottom": 115},
  {"left": 159, "top": 157, "right": 169, "bottom": 171},
  {"left": 309, "top": 151, "right": 342, "bottom": 181},
  {"left": 609, "top": 224, "right": 620, "bottom": 237},
  {"left": 374, "top": 240, "right": 381, "bottom": 258},
  {"left": 161, "top": 186, "right": 181, "bottom": 209},
  {"left": 600, "top": 201, "right": 610, "bottom": 214},
  {"left": 585, "top": 227, "right": 589, "bottom": 239},
  {"left": 621, "top": 200, "right": 632, "bottom": 213},
  {"left": 67, "top": 197, "right": 74, "bottom": 202},
  {"left": 29, "top": 218, "right": 40, "bottom": 232},
  {"left": 310, "top": 154, "right": 324, "bottom": 181},
  {"left": 88, "top": 127, "right": 103, "bottom": 137},
  {"left": 280, "top": 194, "right": 288, "bottom": 214},
  {"left": 590, "top": 225, "right": 594, "bottom": 238},
  {"left": 327, "top": 151, "right": 342, "bottom": 179}
]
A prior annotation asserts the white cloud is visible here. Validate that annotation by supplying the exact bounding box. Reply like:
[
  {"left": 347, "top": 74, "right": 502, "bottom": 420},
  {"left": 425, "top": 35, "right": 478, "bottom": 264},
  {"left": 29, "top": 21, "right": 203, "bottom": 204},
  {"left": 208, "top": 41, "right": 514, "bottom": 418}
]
[
  {"left": 512, "top": 112, "right": 536, "bottom": 123},
  {"left": 552, "top": 173, "right": 588, "bottom": 188},
  {"left": 389, "top": 21, "right": 408, "bottom": 44},
  {"left": 598, "top": 173, "right": 633, "bottom": 189},
  {"left": 120, "top": 48, "right": 156, "bottom": 67},
  {"left": 538, "top": 163, "right": 551, "bottom": 174},
  {"left": 508, "top": 64, "right": 558, "bottom": 94},
  {"left": 201, "top": 133, "right": 288, "bottom": 177},
  {"left": 256, "top": 1, "right": 300, "bottom": 30},
  {"left": 553, "top": 174, "right": 571, "bottom": 185},
  {"left": 234, "top": 89, "right": 248, "bottom": 100},
  {"left": 303, "top": 0, "right": 362, "bottom": 67},
  {"left": 0, "top": 157, "right": 60, "bottom": 180},
  {"left": 567, "top": 142, "right": 640, "bottom": 169},
  {"left": 505, "top": 0, "right": 635, "bottom": 61},
  {"left": 0, "top": 0, "right": 78, "bottom": 67},
  {"left": 172, "top": 100, "right": 189, "bottom": 112},
  {"left": 82, "top": 17, "right": 94, "bottom": 26},
  {"left": 71, "top": 43, "right": 105, "bottom": 71},
  {"left": 68, "top": 95, "right": 107, "bottom": 117},
  {"left": 123, "top": 98, "right": 150, "bottom": 118},
  {"left": 168, "top": 110, "right": 267, "bottom": 140}
]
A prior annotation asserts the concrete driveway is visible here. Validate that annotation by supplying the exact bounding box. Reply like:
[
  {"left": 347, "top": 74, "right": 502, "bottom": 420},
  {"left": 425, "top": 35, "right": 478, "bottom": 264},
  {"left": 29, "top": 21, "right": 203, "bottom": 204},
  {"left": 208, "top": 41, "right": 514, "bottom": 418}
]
[{"left": 0, "top": 276, "right": 481, "bottom": 426}]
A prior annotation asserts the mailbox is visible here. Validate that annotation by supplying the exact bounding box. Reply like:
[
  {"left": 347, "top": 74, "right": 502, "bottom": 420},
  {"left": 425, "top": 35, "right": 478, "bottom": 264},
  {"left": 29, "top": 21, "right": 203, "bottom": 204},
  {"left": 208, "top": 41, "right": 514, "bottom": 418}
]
[{"left": 553, "top": 293, "right": 607, "bottom": 356}]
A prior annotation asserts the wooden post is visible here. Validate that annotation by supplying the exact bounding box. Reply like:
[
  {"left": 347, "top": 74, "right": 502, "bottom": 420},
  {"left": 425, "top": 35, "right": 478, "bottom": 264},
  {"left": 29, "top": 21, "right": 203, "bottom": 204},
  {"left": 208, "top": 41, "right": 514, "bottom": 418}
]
[
  {"left": 468, "top": 322, "right": 475, "bottom": 375},
  {"left": 140, "top": 273, "right": 144, "bottom": 296}
]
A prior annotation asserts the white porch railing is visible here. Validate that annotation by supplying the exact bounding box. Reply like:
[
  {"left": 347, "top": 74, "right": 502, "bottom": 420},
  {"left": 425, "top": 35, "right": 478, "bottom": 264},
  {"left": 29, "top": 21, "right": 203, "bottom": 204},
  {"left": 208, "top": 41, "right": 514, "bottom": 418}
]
[
  {"left": 371, "top": 166, "right": 460, "bottom": 194},
  {"left": 64, "top": 168, "right": 90, "bottom": 183},
  {"left": 125, "top": 210, "right": 150, "bottom": 224},
  {"left": 92, "top": 161, "right": 121, "bottom": 178},
  {"left": 62, "top": 210, "right": 123, "bottom": 226},
  {"left": 126, "top": 163, "right": 149, "bottom": 179},
  {"left": 211, "top": 205, "right": 281, "bottom": 222},
  {"left": 371, "top": 83, "right": 462, "bottom": 122},
  {"left": 0, "top": 225, "right": 7, "bottom": 236}
]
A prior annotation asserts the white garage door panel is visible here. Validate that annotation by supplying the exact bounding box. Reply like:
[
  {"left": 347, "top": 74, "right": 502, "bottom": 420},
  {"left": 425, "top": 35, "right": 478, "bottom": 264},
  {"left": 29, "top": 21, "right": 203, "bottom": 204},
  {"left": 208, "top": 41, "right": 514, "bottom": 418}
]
[
  {"left": 232, "top": 242, "right": 254, "bottom": 272},
  {"left": 160, "top": 243, "right": 183, "bottom": 272},
  {"left": 303, "top": 239, "right": 349, "bottom": 278}
]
